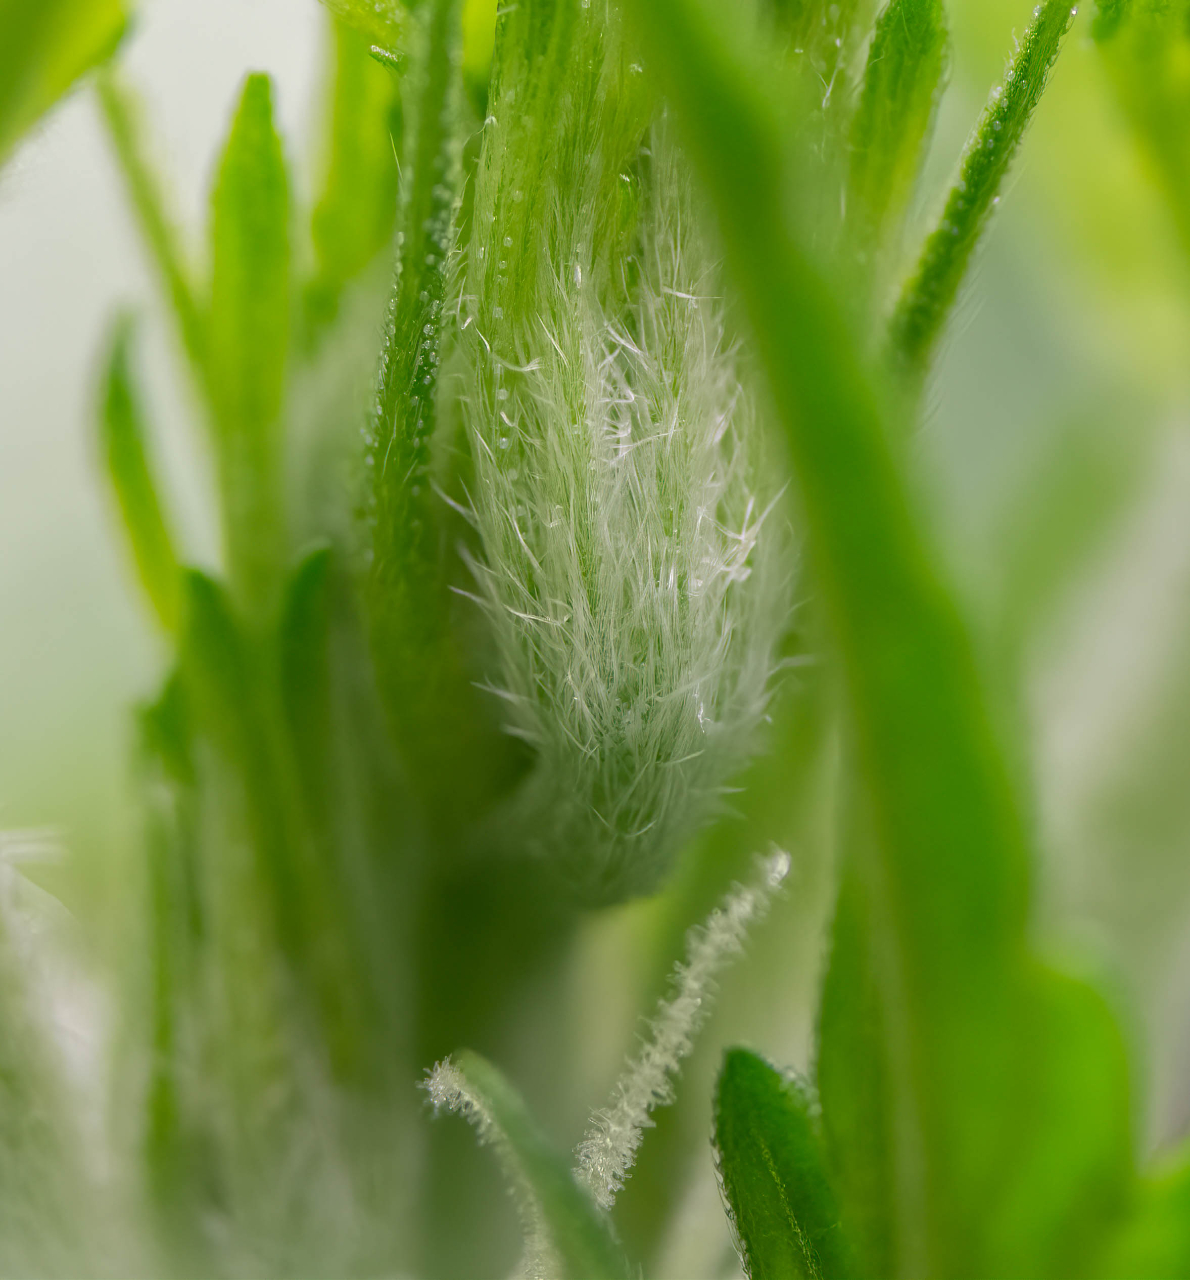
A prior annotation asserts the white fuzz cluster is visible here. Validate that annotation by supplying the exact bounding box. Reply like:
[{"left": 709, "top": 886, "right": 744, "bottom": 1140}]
[
  {"left": 424, "top": 1059, "right": 560, "bottom": 1280},
  {"left": 458, "top": 133, "right": 789, "bottom": 901},
  {"left": 574, "top": 849, "right": 790, "bottom": 1209}
]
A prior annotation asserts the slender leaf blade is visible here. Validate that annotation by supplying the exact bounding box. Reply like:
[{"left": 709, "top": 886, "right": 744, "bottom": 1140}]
[
  {"left": 96, "top": 71, "right": 208, "bottom": 380},
  {"left": 715, "top": 1048, "right": 854, "bottom": 1280},
  {"left": 308, "top": 17, "right": 403, "bottom": 333},
  {"left": 848, "top": 0, "right": 949, "bottom": 268},
  {"left": 98, "top": 316, "right": 183, "bottom": 633},
  {"left": 208, "top": 73, "right": 291, "bottom": 601},
  {"left": 429, "top": 1051, "right": 630, "bottom": 1280},
  {"left": 888, "top": 0, "right": 1076, "bottom": 380}
]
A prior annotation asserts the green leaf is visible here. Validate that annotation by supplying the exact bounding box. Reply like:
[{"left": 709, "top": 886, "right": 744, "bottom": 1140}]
[
  {"left": 208, "top": 73, "right": 291, "bottom": 603},
  {"left": 96, "top": 71, "right": 208, "bottom": 381},
  {"left": 308, "top": 17, "right": 403, "bottom": 334},
  {"left": 1100, "top": 1147, "right": 1190, "bottom": 1279},
  {"left": 0, "top": 0, "right": 127, "bottom": 168},
  {"left": 1094, "top": 0, "right": 1190, "bottom": 260},
  {"left": 319, "top": 0, "right": 407, "bottom": 54},
  {"left": 427, "top": 1051, "right": 630, "bottom": 1279},
  {"left": 848, "top": 0, "right": 949, "bottom": 273},
  {"left": 98, "top": 315, "right": 182, "bottom": 633},
  {"left": 888, "top": 0, "right": 1076, "bottom": 381},
  {"left": 714, "top": 1048, "right": 855, "bottom": 1280},
  {"left": 815, "top": 864, "right": 895, "bottom": 1280}
]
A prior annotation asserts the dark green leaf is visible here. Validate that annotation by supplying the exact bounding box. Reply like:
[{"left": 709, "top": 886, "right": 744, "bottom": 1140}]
[
  {"left": 98, "top": 315, "right": 183, "bottom": 633},
  {"left": 715, "top": 1047, "right": 854, "bottom": 1280},
  {"left": 0, "top": 0, "right": 127, "bottom": 167},
  {"left": 888, "top": 0, "right": 1076, "bottom": 381},
  {"left": 208, "top": 73, "right": 291, "bottom": 602}
]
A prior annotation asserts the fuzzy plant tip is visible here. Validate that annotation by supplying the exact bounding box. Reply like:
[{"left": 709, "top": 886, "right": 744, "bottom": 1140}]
[{"left": 574, "top": 848, "right": 791, "bottom": 1211}]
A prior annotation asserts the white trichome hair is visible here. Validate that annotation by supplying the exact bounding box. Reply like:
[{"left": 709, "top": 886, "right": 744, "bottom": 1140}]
[
  {"left": 574, "top": 848, "right": 790, "bottom": 1210},
  {"left": 458, "top": 115, "right": 791, "bottom": 902},
  {"left": 423, "top": 1058, "right": 560, "bottom": 1280}
]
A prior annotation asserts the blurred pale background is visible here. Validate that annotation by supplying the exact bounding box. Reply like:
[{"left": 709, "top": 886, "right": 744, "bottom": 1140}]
[{"left": 5, "top": 0, "right": 1190, "bottom": 1161}]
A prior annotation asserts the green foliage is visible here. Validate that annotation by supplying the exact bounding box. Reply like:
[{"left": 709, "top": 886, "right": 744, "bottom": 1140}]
[
  {"left": 889, "top": 0, "right": 1076, "bottom": 379},
  {"left": 714, "top": 1048, "right": 853, "bottom": 1280},
  {"left": 208, "top": 75, "right": 291, "bottom": 604},
  {"left": 0, "top": 0, "right": 127, "bottom": 167},
  {"left": 7, "top": 0, "right": 1190, "bottom": 1274},
  {"left": 1094, "top": 0, "right": 1190, "bottom": 257},
  {"left": 98, "top": 316, "right": 182, "bottom": 634},
  {"left": 426, "top": 1052, "right": 630, "bottom": 1280},
  {"left": 847, "top": 0, "right": 949, "bottom": 283}
]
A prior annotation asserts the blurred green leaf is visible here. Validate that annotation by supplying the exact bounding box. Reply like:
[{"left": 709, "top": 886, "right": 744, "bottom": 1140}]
[
  {"left": 432, "top": 1051, "right": 630, "bottom": 1280},
  {"left": 1094, "top": 0, "right": 1190, "bottom": 260},
  {"left": 816, "top": 864, "right": 895, "bottom": 1279},
  {"left": 888, "top": 0, "right": 1075, "bottom": 381},
  {"left": 320, "top": 0, "right": 407, "bottom": 54},
  {"left": 0, "top": 0, "right": 127, "bottom": 167},
  {"left": 208, "top": 73, "right": 291, "bottom": 603},
  {"left": 848, "top": 0, "right": 948, "bottom": 276},
  {"left": 714, "top": 1047, "right": 854, "bottom": 1280},
  {"left": 98, "top": 315, "right": 182, "bottom": 634},
  {"left": 307, "top": 18, "right": 402, "bottom": 336},
  {"left": 1100, "top": 1146, "right": 1190, "bottom": 1279},
  {"left": 96, "top": 71, "right": 208, "bottom": 382}
]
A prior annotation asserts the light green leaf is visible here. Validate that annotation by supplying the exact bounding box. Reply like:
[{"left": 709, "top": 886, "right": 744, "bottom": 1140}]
[
  {"left": 98, "top": 315, "right": 182, "bottom": 634},
  {"left": 96, "top": 71, "right": 208, "bottom": 382},
  {"left": 320, "top": 0, "right": 407, "bottom": 54},
  {"left": 0, "top": 0, "right": 127, "bottom": 167},
  {"left": 208, "top": 73, "right": 291, "bottom": 602},
  {"left": 426, "top": 1051, "right": 630, "bottom": 1280},
  {"left": 888, "top": 0, "right": 1076, "bottom": 380},
  {"left": 714, "top": 1047, "right": 855, "bottom": 1280},
  {"left": 308, "top": 17, "right": 402, "bottom": 334},
  {"left": 848, "top": 0, "right": 949, "bottom": 275},
  {"left": 1094, "top": 0, "right": 1190, "bottom": 259},
  {"left": 1099, "top": 1146, "right": 1190, "bottom": 1279}
]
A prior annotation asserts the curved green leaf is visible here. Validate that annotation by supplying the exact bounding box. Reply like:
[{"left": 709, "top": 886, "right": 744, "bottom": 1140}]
[
  {"left": 0, "top": 0, "right": 127, "bottom": 167},
  {"left": 427, "top": 1051, "right": 630, "bottom": 1280}
]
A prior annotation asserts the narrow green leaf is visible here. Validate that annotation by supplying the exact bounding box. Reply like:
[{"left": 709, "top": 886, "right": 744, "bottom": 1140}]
[
  {"left": 308, "top": 17, "right": 403, "bottom": 334},
  {"left": 848, "top": 0, "right": 949, "bottom": 272},
  {"left": 426, "top": 1052, "right": 630, "bottom": 1279},
  {"left": 715, "top": 1048, "right": 855, "bottom": 1280},
  {"left": 98, "top": 315, "right": 182, "bottom": 633},
  {"left": 96, "top": 71, "right": 209, "bottom": 381},
  {"left": 370, "top": 0, "right": 460, "bottom": 577},
  {"left": 208, "top": 73, "right": 291, "bottom": 603},
  {"left": 888, "top": 0, "right": 1076, "bottom": 381},
  {"left": 0, "top": 0, "right": 127, "bottom": 167},
  {"left": 815, "top": 865, "right": 895, "bottom": 1280}
]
